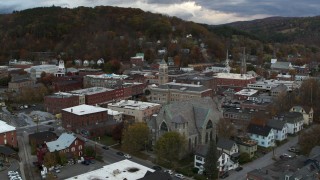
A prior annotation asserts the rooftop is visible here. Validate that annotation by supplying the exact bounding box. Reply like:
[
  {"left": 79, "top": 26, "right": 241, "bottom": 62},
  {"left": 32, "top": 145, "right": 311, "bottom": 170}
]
[
  {"left": 154, "top": 82, "right": 211, "bottom": 92},
  {"left": 0, "top": 120, "right": 16, "bottom": 133},
  {"left": 234, "top": 89, "right": 258, "bottom": 96},
  {"left": 70, "top": 87, "right": 114, "bottom": 95},
  {"left": 66, "top": 159, "right": 155, "bottom": 180},
  {"left": 86, "top": 73, "right": 128, "bottom": 79},
  {"left": 108, "top": 100, "right": 160, "bottom": 110},
  {"left": 214, "top": 73, "right": 255, "bottom": 80},
  {"left": 62, "top": 104, "right": 108, "bottom": 116},
  {"left": 46, "top": 133, "right": 76, "bottom": 152}
]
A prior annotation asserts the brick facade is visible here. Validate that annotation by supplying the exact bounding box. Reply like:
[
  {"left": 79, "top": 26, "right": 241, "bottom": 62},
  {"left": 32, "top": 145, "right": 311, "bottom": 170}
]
[
  {"left": 0, "top": 130, "right": 17, "bottom": 148},
  {"left": 44, "top": 95, "right": 81, "bottom": 114}
]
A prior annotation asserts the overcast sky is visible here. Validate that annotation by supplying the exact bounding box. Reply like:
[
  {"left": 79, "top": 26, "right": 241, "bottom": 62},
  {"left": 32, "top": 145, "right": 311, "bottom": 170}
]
[{"left": 0, "top": 0, "right": 319, "bottom": 25}]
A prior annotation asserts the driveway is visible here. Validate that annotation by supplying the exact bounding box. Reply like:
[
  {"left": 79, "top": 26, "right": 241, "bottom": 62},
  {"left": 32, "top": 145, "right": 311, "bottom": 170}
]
[{"left": 227, "top": 135, "right": 299, "bottom": 180}]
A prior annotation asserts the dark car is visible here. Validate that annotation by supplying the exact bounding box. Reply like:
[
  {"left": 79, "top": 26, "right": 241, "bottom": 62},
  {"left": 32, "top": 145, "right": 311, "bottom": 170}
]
[
  {"left": 49, "top": 127, "right": 55, "bottom": 131},
  {"left": 116, "top": 152, "right": 124, "bottom": 156},
  {"left": 219, "top": 171, "right": 229, "bottom": 179},
  {"left": 235, "top": 166, "right": 243, "bottom": 171},
  {"left": 82, "top": 160, "right": 90, "bottom": 165},
  {"left": 102, "top": 146, "right": 109, "bottom": 150},
  {"left": 47, "top": 122, "right": 53, "bottom": 125},
  {"left": 152, "top": 166, "right": 162, "bottom": 171}
]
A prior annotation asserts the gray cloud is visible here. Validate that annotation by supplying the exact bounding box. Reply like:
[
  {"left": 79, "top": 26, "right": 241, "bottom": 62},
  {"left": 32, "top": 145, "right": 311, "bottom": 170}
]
[{"left": 0, "top": 0, "right": 319, "bottom": 24}]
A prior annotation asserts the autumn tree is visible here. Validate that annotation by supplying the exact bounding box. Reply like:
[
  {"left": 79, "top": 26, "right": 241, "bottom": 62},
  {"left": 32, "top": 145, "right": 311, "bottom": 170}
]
[
  {"left": 204, "top": 140, "right": 218, "bottom": 179},
  {"left": 155, "top": 131, "right": 186, "bottom": 166},
  {"left": 112, "top": 122, "right": 124, "bottom": 143},
  {"left": 216, "top": 118, "right": 237, "bottom": 138},
  {"left": 122, "top": 122, "right": 149, "bottom": 153},
  {"left": 298, "top": 125, "right": 320, "bottom": 155},
  {"left": 43, "top": 153, "right": 57, "bottom": 168}
]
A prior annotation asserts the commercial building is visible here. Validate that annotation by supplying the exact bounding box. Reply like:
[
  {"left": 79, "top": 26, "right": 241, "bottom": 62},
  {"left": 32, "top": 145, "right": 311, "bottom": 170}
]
[
  {"left": 213, "top": 73, "right": 256, "bottom": 91},
  {"left": 247, "top": 79, "right": 301, "bottom": 91},
  {"left": 44, "top": 92, "right": 84, "bottom": 114},
  {"left": 107, "top": 100, "right": 161, "bottom": 122},
  {"left": 66, "top": 160, "right": 157, "bottom": 180},
  {"left": 83, "top": 73, "right": 128, "bottom": 88},
  {"left": 150, "top": 82, "right": 213, "bottom": 104},
  {"left": 0, "top": 120, "right": 17, "bottom": 148},
  {"left": 70, "top": 87, "right": 115, "bottom": 105},
  {"left": 62, "top": 104, "right": 112, "bottom": 137}
]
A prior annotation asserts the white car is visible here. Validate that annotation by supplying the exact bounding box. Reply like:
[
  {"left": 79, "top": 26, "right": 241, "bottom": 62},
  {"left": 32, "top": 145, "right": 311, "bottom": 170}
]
[
  {"left": 124, "top": 154, "right": 132, "bottom": 159},
  {"left": 164, "top": 169, "right": 173, "bottom": 175},
  {"left": 175, "top": 173, "right": 184, "bottom": 179}
]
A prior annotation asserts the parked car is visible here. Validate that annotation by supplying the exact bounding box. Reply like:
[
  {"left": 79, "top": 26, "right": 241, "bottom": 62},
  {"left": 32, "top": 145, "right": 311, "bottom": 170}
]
[
  {"left": 288, "top": 147, "right": 300, "bottom": 153},
  {"left": 174, "top": 173, "right": 185, "bottom": 179},
  {"left": 219, "top": 171, "right": 229, "bottom": 179},
  {"left": 49, "top": 127, "right": 55, "bottom": 131},
  {"left": 81, "top": 160, "right": 90, "bottom": 165},
  {"left": 47, "top": 122, "right": 53, "bottom": 125},
  {"left": 102, "top": 146, "right": 109, "bottom": 150},
  {"left": 116, "top": 152, "right": 124, "bottom": 156},
  {"left": 280, "top": 153, "right": 292, "bottom": 159},
  {"left": 164, "top": 169, "right": 173, "bottom": 175},
  {"left": 152, "top": 166, "right": 162, "bottom": 171},
  {"left": 124, "top": 154, "right": 132, "bottom": 159},
  {"left": 235, "top": 166, "right": 243, "bottom": 171}
]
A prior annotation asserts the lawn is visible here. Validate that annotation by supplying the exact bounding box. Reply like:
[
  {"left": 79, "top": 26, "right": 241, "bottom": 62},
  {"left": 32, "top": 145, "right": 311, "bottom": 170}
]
[{"left": 96, "top": 135, "right": 117, "bottom": 146}]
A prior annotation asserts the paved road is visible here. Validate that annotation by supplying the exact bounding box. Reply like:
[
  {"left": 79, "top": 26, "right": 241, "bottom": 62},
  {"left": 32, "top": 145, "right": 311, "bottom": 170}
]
[{"left": 227, "top": 136, "right": 299, "bottom": 180}]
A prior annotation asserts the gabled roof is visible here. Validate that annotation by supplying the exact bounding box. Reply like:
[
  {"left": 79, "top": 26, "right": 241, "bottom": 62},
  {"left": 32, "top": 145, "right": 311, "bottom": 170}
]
[
  {"left": 0, "top": 120, "right": 15, "bottom": 133},
  {"left": 247, "top": 124, "right": 272, "bottom": 137},
  {"left": 46, "top": 133, "right": 77, "bottom": 152},
  {"left": 291, "top": 105, "right": 312, "bottom": 113},
  {"left": 267, "top": 119, "right": 286, "bottom": 130},
  {"left": 138, "top": 171, "right": 172, "bottom": 180},
  {"left": 279, "top": 112, "right": 304, "bottom": 124},
  {"left": 271, "top": 61, "right": 291, "bottom": 69},
  {"left": 195, "top": 144, "right": 209, "bottom": 157},
  {"left": 217, "top": 137, "right": 236, "bottom": 151}
]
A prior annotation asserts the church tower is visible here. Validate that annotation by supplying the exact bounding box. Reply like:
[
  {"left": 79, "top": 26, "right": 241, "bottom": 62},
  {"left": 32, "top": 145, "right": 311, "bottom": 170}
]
[{"left": 158, "top": 59, "right": 168, "bottom": 85}]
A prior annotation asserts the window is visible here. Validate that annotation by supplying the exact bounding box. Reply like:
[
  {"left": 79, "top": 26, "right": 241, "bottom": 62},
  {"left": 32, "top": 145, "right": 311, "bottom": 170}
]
[
  {"left": 71, "top": 147, "right": 75, "bottom": 152},
  {"left": 75, "top": 140, "right": 78, "bottom": 145},
  {"left": 79, "top": 145, "right": 82, "bottom": 150}
]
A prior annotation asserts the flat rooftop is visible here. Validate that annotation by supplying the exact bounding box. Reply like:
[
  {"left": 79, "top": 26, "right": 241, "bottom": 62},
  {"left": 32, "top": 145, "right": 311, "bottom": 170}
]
[
  {"left": 70, "top": 87, "right": 114, "bottom": 95},
  {"left": 214, "top": 73, "right": 255, "bottom": 80},
  {"left": 108, "top": 100, "right": 160, "bottom": 110},
  {"left": 66, "top": 159, "right": 155, "bottom": 180},
  {"left": 62, "top": 104, "right": 108, "bottom": 116},
  {"left": 86, "top": 73, "right": 128, "bottom": 79},
  {"left": 235, "top": 89, "right": 258, "bottom": 96}
]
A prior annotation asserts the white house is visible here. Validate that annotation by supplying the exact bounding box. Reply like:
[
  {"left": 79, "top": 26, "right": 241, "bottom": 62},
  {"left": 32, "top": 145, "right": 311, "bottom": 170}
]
[
  {"left": 267, "top": 119, "right": 288, "bottom": 141},
  {"left": 247, "top": 124, "right": 275, "bottom": 148},
  {"left": 216, "top": 138, "right": 239, "bottom": 171},
  {"left": 275, "top": 112, "right": 304, "bottom": 135},
  {"left": 290, "top": 106, "right": 313, "bottom": 125}
]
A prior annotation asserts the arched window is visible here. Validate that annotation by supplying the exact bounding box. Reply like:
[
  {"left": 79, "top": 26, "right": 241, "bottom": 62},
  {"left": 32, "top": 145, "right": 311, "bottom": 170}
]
[
  {"left": 71, "top": 147, "right": 75, "bottom": 152},
  {"left": 206, "top": 120, "right": 213, "bottom": 129},
  {"left": 78, "top": 145, "right": 82, "bottom": 150},
  {"left": 210, "top": 131, "right": 213, "bottom": 141},
  {"left": 75, "top": 140, "right": 78, "bottom": 145},
  {"left": 160, "top": 122, "right": 168, "bottom": 132}
]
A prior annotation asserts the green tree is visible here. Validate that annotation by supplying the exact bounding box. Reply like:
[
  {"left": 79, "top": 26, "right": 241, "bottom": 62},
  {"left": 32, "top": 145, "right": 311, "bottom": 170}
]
[
  {"left": 122, "top": 122, "right": 149, "bottom": 153},
  {"left": 155, "top": 131, "right": 186, "bottom": 166},
  {"left": 216, "top": 118, "right": 237, "bottom": 138},
  {"left": 84, "top": 146, "right": 96, "bottom": 157},
  {"left": 204, "top": 140, "right": 217, "bottom": 179},
  {"left": 238, "top": 152, "right": 251, "bottom": 164}
]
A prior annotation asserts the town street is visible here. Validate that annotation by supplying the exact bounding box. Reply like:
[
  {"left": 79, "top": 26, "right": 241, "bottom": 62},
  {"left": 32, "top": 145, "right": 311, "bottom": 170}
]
[{"left": 227, "top": 135, "right": 299, "bottom": 180}]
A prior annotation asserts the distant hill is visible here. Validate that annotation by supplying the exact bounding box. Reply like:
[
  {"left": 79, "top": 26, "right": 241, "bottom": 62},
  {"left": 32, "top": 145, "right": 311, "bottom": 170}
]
[
  {"left": 0, "top": 6, "right": 229, "bottom": 64},
  {"left": 226, "top": 16, "right": 320, "bottom": 47}
]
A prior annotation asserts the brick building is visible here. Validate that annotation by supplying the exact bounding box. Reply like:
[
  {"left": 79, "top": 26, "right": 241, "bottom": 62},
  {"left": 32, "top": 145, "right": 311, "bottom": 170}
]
[
  {"left": 83, "top": 74, "right": 128, "bottom": 88},
  {"left": 62, "top": 104, "right": 113, "bottom": 137},
  {"left": 213, "top": 73, "right": 256, "bottom": 92},
  {"left": 44, "top": 92, "right": 84, "bottom": 114},
  {"left": 70, "top": 87, "right": 115, "bottom": 105},
  {"left": 8, "top": 74, "right": 35, "bottom": 93},
  {"left": 0, "top": 120, "right": 17, "bottom": 148},
  {"left": 52, "top": 76, "right": 83, "bottom": 92},
  {"left": 36, "top": 133, "right": 84, "bottom": 164},
  {"left": 150, "top": 82, "right": 213, "bottom": 104}
]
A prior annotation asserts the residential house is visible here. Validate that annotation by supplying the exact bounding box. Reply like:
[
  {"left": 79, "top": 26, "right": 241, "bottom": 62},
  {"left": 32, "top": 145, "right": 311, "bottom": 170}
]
[
  {"left": 274, "top": 112, "right": 303, "bottom": 135},
  {"left": 267, "top": 119, "right": 287, "bottom": 142},
  {"left": 37, "top": 133, "right": 84, "bottom": 164},
  {"left": 194, "top": 144, "right": 233, "bottom": 173},
  {"left": 149, "top": 97, "right": 221, "bottom": 151},
  {"left": 290, "top": 106, "right": 313, "bottom": 125},
  {"left": 216, "top": 138, "right": 239, "bottom": 171},
  {"left": 247, "top": 124, "right": 275, "bottom": 148},
  {"left": 233, "top": 136, "right": 257, "bottom": 159}
]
